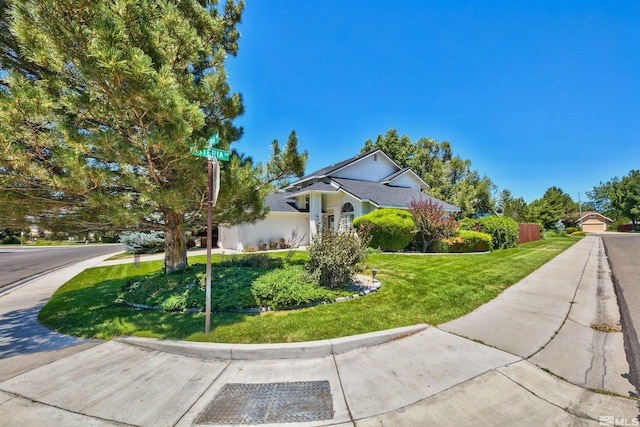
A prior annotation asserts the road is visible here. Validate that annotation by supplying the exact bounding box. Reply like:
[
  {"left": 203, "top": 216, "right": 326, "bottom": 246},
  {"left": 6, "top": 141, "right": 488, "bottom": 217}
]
[
  {"left": 601, "top": 232, "right": 640, "bottom": 393},
  {"left": 0, "top": 244, "right": 123, "bottom": 291}
]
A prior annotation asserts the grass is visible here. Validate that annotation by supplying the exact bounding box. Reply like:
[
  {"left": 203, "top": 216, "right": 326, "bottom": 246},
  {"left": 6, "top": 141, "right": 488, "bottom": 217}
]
[{"left": 39, "top": 238, "right": 577, "bottom": 343}]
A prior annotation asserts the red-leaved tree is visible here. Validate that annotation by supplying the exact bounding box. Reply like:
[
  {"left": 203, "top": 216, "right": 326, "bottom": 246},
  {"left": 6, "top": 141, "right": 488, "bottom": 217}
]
[{"left": 408, "top": 199, "right": 458, "bottom": 252}]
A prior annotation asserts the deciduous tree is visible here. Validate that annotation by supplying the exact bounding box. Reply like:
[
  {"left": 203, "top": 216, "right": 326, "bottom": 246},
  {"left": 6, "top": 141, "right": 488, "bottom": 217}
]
[{"left": 612, "top": 170, "right": 640, "bottom": 225}]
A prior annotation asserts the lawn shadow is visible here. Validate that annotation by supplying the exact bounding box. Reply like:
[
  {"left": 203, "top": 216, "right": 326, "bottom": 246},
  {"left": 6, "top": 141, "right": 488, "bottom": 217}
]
[{"left": 39, "top": 274, "right": 257, "bottom": 341}]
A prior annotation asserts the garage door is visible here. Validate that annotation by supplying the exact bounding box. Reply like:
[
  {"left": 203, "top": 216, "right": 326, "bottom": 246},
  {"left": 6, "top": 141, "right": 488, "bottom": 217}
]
[{"left": 583, "top": 223, "right": 604, "bottom": 232}]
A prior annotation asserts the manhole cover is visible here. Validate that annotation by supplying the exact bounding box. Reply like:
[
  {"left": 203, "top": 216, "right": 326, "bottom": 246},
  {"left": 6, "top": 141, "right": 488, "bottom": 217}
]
[{"left": 197, "top": 381, "right": 334, "bottom": 424}]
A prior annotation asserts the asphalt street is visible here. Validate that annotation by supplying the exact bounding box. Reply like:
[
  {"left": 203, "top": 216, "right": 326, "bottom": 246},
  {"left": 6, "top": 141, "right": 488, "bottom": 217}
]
[
  {"left": 0, "top": 244, "right": 123, "bottom": 291},
  {"left": 601, "top": 232, "right": 640, "bottom": 392}
]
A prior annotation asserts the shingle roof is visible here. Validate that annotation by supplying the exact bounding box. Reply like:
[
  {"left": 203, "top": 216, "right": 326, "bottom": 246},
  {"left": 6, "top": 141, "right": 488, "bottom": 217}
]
[
  {"left": 265, "top": 193, "right": 305, "bottom": 213},
  {"left": 332, "top": 178, "right": 460, "bottom": 212},
  {"left": 285, "top": 181, "right": 338, "bottom": 194}
]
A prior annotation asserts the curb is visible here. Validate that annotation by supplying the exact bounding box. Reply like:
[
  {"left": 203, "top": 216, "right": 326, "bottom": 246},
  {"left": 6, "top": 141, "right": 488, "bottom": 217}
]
[{"left": 115, "top": 323, "right": 429, "bottom": 360}]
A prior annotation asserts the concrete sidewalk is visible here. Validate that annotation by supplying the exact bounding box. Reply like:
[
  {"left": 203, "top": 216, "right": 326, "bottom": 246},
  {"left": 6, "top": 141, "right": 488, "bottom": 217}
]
[{"left": 0, "top": 236, "right": 638, "bottom": 426}]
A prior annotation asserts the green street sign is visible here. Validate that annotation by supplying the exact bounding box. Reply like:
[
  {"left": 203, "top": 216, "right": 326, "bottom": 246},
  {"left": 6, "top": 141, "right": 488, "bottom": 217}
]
[
  {"left": 192, "top": 147, "right": 229, "bottom": 161},
  {"left": 207, "top": 132, "right": 219, "bottom": 147}
]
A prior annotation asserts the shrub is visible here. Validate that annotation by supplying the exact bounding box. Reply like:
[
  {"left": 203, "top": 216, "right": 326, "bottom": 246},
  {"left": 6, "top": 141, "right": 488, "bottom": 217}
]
[
  {"left": 353, "top": 208, "right": 414, "bottom": 251},
  {"left": 565, "top": 227, "right": 578, "bottom": 234},
  {"left": 307, "top": 225, "right": 371, "bottom": 288},
  {"left": 460, "top": 216, "right": 518, "bottom": 250},
  {"left": 571, "top": 231, "right": 587, "bottom": 237},
  {"left": 458, "top": 217, "right": 482, "bottom": 232},
  {"left": 408, "top": 198, "right": 458, "bottom": 252},
  {"left": 251, "top": 265, "right": 340, "bottom": 308},
  {"left": 221, "top": 253, "right": 277, "bottom": 269},
  {"left": 120, "top": 231, "right": 165, "bottom": 254},
  {"left": 436, "top": 230, "right": 493, "bottom": 253},
  {"left": 2, "top": 236, "right": 21, "bottom": 244}
]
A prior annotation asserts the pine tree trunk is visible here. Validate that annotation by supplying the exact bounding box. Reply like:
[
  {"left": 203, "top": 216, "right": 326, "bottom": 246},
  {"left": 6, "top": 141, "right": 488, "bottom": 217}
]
[{"left": 164, "top": 211, "right": 188, "bottom": 274}]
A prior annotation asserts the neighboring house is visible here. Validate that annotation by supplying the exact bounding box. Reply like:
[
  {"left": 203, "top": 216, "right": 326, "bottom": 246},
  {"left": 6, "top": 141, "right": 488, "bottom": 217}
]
[
  {"left": 219, "top": 149, "right": 460, "bottom": 251},
  {"left": 577, "top": 211, "right": 613, "bottom": 232}
]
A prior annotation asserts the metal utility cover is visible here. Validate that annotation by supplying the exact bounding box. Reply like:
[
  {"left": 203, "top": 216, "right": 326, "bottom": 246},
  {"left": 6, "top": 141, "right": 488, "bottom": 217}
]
[{"left": 197, "top": 381, "right": 334, "bottom": 424}]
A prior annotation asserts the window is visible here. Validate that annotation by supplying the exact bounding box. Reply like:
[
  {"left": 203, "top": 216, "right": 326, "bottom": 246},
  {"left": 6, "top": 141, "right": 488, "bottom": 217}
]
[{"left": 341, "top": 202, "right": 355, "bottom": 229}]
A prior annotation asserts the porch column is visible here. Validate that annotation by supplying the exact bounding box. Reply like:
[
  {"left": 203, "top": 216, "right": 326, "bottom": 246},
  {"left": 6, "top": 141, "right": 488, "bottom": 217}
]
[{"left": 309, "top": 193, "right": 322, "bottom": 239}]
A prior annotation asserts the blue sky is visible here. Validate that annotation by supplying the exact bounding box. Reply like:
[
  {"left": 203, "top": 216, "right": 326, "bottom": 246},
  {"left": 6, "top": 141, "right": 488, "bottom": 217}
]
[{"left": 226, "top": 1, "right": 640, "bottom": 203}]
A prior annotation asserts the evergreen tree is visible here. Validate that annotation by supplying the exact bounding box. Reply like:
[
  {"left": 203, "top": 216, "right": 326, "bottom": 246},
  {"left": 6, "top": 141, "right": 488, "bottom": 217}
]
[
  {"left": 527, "top": 186, "right": 575, "bottom": 229},
  {"left": 0, "top": 0, "right": 307, "bottom": 273}
]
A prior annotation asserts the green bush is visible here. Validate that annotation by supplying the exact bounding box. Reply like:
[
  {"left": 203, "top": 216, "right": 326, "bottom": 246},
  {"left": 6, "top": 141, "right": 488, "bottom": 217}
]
[
  {"left": 565, "top": 227, "right": 579, "bottom": 234},
  {"left": 436, "top": 230, "right": 493, "bottom": 253},
  {"left": 251, "top": 265, "right": 342, "bottom": 308},
  {"left": 353, "top": 208, "right": 414, "bottom": 251},
  {"left": 571, "top": 231, "right": 587, "bottom": 237},
  {"left": 458, "top": 217, "right": 482, "bottom": 232},
  {"left": 118, "top": 263, "right": 257, "bottom": 312},
  {"left": 307, "top": 226, "right": 371, "bottom": 288},
  {"left": 460, "top": 216, "right": 518, "bottom": 249},
  {"left": 2, "top": 236, "right": 21, "bottom": 244}
]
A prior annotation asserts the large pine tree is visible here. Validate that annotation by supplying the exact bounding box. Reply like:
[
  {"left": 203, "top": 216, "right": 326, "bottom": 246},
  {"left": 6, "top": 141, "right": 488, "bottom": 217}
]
[{"left": 0, "top": 0, "right": 306, "bottom": 272}]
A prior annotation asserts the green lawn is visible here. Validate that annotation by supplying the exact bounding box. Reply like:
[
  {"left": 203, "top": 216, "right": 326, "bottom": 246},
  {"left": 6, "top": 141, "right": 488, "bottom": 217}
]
[{"left": 38, "top": 238, "right": 578, "bottom": 343}]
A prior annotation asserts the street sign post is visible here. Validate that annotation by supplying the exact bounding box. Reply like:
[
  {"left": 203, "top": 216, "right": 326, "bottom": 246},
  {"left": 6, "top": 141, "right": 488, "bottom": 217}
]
[
  {"left": 192, "top": 132, "right": 228, "bottom": 334},
  {"left": 191, "top": 147, "right": 230, "bottom": 161}
]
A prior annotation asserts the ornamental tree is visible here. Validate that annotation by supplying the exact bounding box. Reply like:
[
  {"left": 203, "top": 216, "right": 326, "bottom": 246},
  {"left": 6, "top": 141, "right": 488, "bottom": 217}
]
[
  {"left": 408, "top": 198, "right": 458, "bottom": 252},
  {"left": 0, "top": 0, "right": 307, "bottom": 273}
]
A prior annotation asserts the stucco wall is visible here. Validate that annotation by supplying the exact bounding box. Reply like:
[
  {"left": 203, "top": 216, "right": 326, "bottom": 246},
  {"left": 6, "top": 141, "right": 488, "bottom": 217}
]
[
  {"left": 220, "top": 213, "right": 310, "bottom": 251},
  {"left": 332, "top": 154, "right": 397, "bottom": 181},
  {"left": 388, "top": 173, "right": 422, "bottom": 190}
]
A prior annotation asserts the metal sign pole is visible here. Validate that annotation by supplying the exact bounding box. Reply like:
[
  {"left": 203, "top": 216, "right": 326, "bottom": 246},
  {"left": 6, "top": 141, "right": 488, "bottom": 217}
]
[
  {"left": 192, "top": 131, "right": 225, "bottom": 334},
  {"left": 205, "top": 155, "right": 220, "bottom": 334},
  {"left": 205, "top": 157, "right": 213, "bottom": 333}
]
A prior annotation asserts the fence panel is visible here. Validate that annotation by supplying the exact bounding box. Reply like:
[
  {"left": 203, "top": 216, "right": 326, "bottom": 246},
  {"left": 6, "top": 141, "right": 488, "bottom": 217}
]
[{"left": 518, "top": 223, "right": 541, "bottom": 244}]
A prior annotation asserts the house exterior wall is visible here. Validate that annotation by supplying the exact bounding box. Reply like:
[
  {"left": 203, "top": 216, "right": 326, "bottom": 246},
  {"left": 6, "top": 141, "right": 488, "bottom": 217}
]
[
  {"left": 219, "top": 225, "right": 240, "bottom": 251},
  {"left": 332, "top": 154, "right": 397, "bottom": 181},
  {"left": 219, "top": 213, "right": 310, "bottom": 251},
  {"left": 388, "top": 173, "right": 422, "bottom": 190}
]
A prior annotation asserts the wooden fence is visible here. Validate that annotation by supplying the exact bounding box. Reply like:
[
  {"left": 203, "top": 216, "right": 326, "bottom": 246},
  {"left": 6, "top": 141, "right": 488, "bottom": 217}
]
[{"left": 518, "top": 223, "right": 541, "bottom": 244}]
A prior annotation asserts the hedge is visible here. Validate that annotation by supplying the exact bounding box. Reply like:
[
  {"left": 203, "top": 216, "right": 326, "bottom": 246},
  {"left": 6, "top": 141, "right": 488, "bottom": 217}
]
[
  {"left": 459, "top": 216, "right": 519, "bottom": 250},
  {"left": 435, "top": 230, "right": 493, "bottom": 253},
  {"left": 353, "top": 208, "right": 414, "bottom": 252}
]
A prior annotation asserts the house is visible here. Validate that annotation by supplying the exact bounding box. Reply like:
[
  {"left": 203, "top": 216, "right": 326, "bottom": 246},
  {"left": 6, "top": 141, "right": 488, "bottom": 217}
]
[
  {"left": 577, "top": 211, "right": 614, "bottom": 232},
  {"left": 219, "top": 149, "right": 460, "bottom": 251}
]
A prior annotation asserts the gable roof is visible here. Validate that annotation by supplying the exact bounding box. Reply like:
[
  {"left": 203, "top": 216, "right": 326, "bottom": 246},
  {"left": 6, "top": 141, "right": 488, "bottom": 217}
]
[
  {"left": 380, "top": 167, "right": 429, "bottom": 189},
  {"left": 285, "top": 149, "right": 396, "bottom": 189},
  {"left": 576, "top": 211, "right": 614, "bottom": 224}
]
